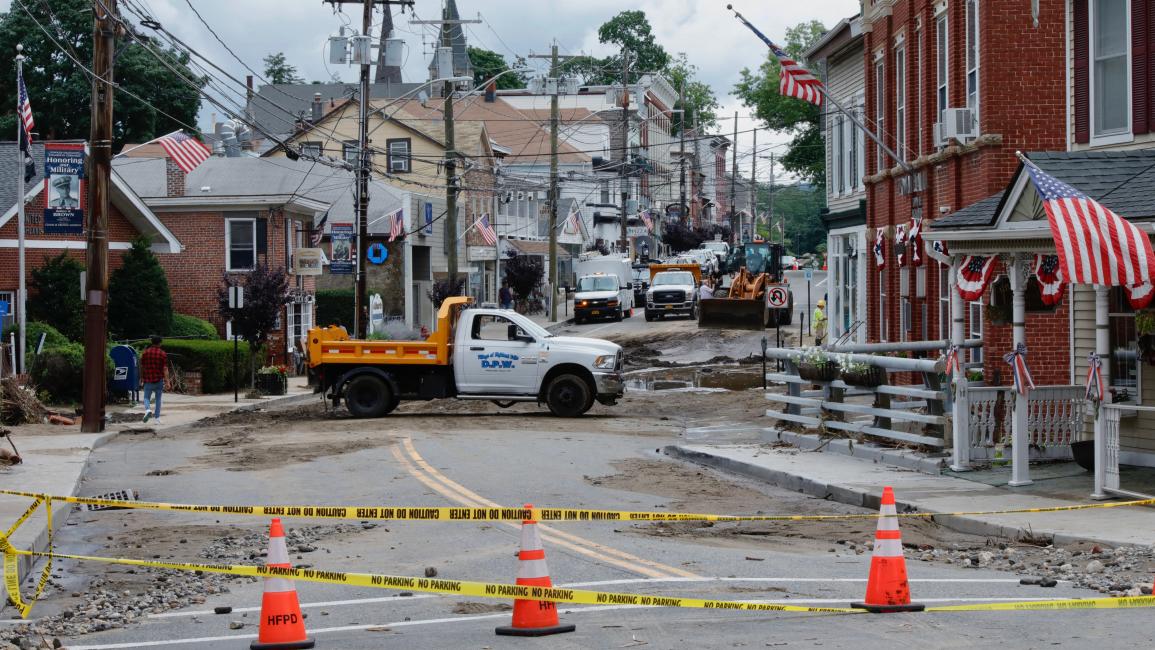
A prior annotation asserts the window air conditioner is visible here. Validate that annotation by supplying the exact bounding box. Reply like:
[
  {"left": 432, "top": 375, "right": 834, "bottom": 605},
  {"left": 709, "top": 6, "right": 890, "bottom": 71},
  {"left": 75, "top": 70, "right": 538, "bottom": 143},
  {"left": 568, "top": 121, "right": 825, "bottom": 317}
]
[
  {"left": 517, "top": 191, "right": 525, "bottom": 201},
  {"left": 940, "top": 108, "right": 977, "bottom": 143}
]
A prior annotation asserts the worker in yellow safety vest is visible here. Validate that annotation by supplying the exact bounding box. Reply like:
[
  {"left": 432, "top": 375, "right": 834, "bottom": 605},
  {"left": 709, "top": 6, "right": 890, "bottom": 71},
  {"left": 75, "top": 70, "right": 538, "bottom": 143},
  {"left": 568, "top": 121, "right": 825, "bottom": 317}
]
[{"left": 813, "top": 299, "right": 828, "bottom": 345}]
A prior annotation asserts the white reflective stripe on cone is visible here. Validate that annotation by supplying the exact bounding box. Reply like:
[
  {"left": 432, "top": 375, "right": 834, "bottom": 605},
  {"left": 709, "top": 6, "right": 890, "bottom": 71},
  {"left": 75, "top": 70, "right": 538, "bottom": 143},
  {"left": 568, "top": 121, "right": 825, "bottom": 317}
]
[
  {"left": 520, "top": 523, "right": 544, "bottom": 552},
  {"left": 879, "top": 504, "right": 898, "bottom": 516},
  {"left": 876, "top": 515, "right": 900, "bottom": 532},
  {"left": 268, "top": 538, "right": 291, "bottom": 565},
  {"left": 517, "top": 558, "right": 551, "bottom": 580},
  {"left": 871, "top": 538, "right": 904, "bottom": 557},
  {"left": 264, "top": 577, "right": 297, "bottom": 593}
]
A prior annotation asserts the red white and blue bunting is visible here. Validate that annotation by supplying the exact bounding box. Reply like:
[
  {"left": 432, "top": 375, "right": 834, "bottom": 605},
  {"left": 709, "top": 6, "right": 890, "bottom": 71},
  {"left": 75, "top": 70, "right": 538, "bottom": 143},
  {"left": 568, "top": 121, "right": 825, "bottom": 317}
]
[
  {"left": 943, "top": 344, "right": 961, "bottom": 378},
  {"left": 1128, "top": 282, "right": 1155, "bottom": 310},
  {"left": 909, "top": 218, "right": 924, "bottom": 267},
  {"left": 873, "top": 227, "right": 887, "bottom": 270},
  {"left": 1085, "top": 352, "right": 1105, "bottom": 403},
  {"left": 1033, "top": 254, "right": 1065, "bottom": 306},
  {"left": 956, "top": 255, "right": 997, "bottom": 301},
  {"left": 895, "top": 223, "right": 908, "bottom": 267},
  {"left": 1003, "top": 343, "right": 1036, "bottom": 396}
]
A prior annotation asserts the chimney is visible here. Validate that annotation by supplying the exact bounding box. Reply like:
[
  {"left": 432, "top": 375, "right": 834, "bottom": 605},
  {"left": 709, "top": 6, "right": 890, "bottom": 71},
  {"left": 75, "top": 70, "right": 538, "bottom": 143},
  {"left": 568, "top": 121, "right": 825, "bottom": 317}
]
[
  {"left": 311, "top": 92, "right": 323, "bottom": 121},
  {"left": 484, "top": 80, "right": 496, "bottom": 103},
  {"left": 165, "top": 157, "right": 185, "bottom": 197}
]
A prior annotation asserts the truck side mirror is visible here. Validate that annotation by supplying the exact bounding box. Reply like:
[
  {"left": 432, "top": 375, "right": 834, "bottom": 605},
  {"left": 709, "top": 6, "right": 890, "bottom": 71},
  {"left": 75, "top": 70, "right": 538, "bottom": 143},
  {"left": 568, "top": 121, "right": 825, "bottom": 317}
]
[{"left": 508, "top": 323, "right": 534, "bottom": 343}]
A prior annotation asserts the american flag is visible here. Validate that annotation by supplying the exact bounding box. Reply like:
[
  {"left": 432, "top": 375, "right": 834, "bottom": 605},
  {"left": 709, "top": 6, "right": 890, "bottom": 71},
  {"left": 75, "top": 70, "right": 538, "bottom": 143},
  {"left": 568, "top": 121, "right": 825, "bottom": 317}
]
[
  {"left": 310, "top": 211, "right": 328, "bottom": 247},
  {"left": 17, "top": 69, "right": 34, "bottom": 138},
  {"left": 639, "top": 210, "right": 653, "bottom": 232},
  {"left": 566, "top": 209, "right": 583, "bottom": 236},
  {"left": 1025, "top": 161, "right": 1155, "bottom": 288},
  {"left": 731, "top": 10, "right": 824, "bottom": 106},
  {"left": 157, "top": 131, "right": 211, "bottom": 174},
  {"left": 477, "top": 213, "right": 497, "bottom": 246},
  {"left": 387, "top": 209, "right": 405, "bottom": 242},
  {"left": 957, "top": 255, "right": 997, "bottom": 301}
]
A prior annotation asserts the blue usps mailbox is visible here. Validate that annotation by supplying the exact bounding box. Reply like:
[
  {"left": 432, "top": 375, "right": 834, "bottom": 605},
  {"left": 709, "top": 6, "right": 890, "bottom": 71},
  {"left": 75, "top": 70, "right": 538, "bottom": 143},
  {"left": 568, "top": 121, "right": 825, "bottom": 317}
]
[{"left": 109, "top": 345, "right": 139, "bottom": 401}]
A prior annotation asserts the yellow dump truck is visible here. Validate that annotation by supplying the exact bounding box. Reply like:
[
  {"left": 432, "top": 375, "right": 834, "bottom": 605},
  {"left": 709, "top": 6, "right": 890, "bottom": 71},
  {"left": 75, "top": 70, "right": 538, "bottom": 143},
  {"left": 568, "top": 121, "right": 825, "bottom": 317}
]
[{"left": 307, "top": 297, "right": 624, "bottom": 418}]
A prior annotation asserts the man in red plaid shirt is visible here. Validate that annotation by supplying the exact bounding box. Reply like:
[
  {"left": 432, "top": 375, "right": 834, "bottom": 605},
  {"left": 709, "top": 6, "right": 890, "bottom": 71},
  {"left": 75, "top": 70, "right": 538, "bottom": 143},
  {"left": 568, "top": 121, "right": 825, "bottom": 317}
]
[{"left": 140, "top": 335, "right": 167, "bottom": 424}]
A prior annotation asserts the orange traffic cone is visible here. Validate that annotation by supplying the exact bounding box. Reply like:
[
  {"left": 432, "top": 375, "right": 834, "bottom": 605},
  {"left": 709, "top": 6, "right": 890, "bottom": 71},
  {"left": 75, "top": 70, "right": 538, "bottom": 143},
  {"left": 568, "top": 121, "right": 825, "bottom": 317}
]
[
  {"left": 851, "top": 487, "right": 925, "bottom": 613},
  {"left": 251, "top": 519, "right": 315, "bottom": 649},
  {"left": 495, "top": 504, "right": 576, "bottom": 637}
]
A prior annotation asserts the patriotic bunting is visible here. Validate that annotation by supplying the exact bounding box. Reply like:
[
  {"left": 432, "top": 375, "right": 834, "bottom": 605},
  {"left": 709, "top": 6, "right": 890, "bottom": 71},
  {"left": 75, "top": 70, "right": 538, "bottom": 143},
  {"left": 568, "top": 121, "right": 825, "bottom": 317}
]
[
  {"left": 957, "top": 255, "right": 997, "bottom": 301},
  {"left": 873, "top": 227, "right": 887, "bottom": 270},
  {"left": 639, "top": 210, "right": 653, "bottom": 232},
  {"left": 943, "top": 344, "right": 961, "bottom": 378},
  {"left": 1003, "top": 343, "right": 1036, "bottom": 397},
  {"left": 1085, "top": 352, "right": 1105, "bottom": 403},
  {"left": 932, "top": 239, "right": 949, "bottom": 257},
  {"left": 909, "top": 218, "right": 924, "bottom": 267},
  {"left": 1032, "top": 254, "right": 1065, "bottom": 306},
  {"left": 894, "top": 223, "right": 908, "bottom": 267},
  {"left": 1128, "top": 283, "right": 1155, "bottom": 310}
]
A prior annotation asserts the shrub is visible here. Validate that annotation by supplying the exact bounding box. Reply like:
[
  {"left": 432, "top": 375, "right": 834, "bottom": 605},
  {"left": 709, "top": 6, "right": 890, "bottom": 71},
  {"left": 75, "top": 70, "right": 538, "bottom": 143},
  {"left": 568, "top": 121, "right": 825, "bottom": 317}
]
[
  {"left": 2, "top": 321, "right": 70, "bottom": 351},
  {"left": 315, "top": 289, "right": 355, "bottom": 329},
  {"left": 157, "top": 339, "right": 254, "bottom": 394},
  {"left": 170, "top": 314, "right": 219, "bottom": 339},
  {"left": 428, "top": 276, "right": 465, "bottom": 308},
  {"left": 503, "top": 252, "right": 543, "bottom": 301},
  {"left": 218, "top": 264, "right": 291, "bottom": 354},
  {"left": 30, "top": 253, "right": 85, "bottom": 341},
  {"left": 30, "top": 342, "right": 112, "bottom": 404},
  {"left": 109, "top": 238, "right": 174, "bottom": 340}
]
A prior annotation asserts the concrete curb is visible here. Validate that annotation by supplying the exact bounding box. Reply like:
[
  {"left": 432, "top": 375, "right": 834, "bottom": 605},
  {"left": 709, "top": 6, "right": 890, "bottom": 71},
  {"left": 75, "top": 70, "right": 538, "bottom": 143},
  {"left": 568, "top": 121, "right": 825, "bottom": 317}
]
[
  {"left": 662, "top": 444, "right": 1129, "bottom": 548},
  {"left": 762, "top": 428, "right": 948, "bottom": 475}
]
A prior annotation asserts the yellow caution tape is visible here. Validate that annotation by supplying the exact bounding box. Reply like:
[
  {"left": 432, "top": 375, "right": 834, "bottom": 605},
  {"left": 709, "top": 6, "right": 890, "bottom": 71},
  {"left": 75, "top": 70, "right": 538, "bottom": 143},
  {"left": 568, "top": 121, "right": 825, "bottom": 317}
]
[
  {"left": 4, "top": 543, "right": 1154, "bottom": 619},
  {"left": 2, "top": 546, "right": 860, "bottom": 617},
  {"left": 0, "top": 489, "right": 1152, "bottom": 524},
  {"left": 2, "top": 498, "right": 53, "bottom": 618}
]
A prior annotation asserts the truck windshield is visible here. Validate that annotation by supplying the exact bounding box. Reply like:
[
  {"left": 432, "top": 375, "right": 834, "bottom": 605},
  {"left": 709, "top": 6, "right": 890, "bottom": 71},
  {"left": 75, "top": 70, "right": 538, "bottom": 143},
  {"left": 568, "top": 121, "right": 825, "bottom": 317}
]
[
  {"left": 578, "top": 276, "right": 618, "bottom": 292},
  {"left": 653, "top": 272, "right": 694, "bottom": 286},
  {"left": 703, "top": 242, "right": 727, "bottom": 252}
]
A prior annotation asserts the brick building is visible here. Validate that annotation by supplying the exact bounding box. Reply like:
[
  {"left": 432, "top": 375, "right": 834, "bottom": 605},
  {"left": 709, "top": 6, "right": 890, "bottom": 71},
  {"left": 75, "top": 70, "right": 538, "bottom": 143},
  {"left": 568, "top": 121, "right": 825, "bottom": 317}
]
[{"left": 862, "top": 0, "right": 1067, "bottom": 352}]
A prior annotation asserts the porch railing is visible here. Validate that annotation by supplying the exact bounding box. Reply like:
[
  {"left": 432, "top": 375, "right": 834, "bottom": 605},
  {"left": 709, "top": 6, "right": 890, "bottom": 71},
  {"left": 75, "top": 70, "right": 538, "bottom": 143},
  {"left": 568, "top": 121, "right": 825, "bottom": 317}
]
[{"left": 967, "top": 385, "right": 1086, "bottom": 447}]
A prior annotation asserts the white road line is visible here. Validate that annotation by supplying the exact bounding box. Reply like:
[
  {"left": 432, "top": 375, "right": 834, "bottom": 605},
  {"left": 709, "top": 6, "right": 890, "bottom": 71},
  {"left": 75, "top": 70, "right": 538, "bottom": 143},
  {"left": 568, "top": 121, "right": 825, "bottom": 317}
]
[
  {"left": 72, "top": 597, "right": 1082, "bottom": 649},
  {"left": 147, "top": 576, "right": 1043, "bottom": 619}
]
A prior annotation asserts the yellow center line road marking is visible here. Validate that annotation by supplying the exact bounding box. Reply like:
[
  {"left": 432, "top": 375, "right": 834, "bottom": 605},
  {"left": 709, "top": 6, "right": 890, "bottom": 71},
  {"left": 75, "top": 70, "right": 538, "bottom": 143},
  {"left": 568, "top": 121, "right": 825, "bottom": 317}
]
[{"left": 393, "top": 439, "right": 699, "bottom": 579}]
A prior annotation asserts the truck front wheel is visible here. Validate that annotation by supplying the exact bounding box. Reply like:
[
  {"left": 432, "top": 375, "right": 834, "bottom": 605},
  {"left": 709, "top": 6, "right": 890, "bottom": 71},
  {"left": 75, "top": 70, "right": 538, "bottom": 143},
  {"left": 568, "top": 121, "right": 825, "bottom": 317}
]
[
  {"left": 344, "top": 374, "right": 395, "bottom": 418},
  {"left": 545, "top": 374, "right": 593, "bottom": 417}
]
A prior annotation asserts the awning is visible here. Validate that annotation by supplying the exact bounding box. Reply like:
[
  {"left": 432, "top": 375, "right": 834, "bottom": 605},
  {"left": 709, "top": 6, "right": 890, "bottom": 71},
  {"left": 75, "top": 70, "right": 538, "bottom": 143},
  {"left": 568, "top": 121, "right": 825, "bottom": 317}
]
[{"left": 502, "top": 239, "right": 571, "bottom": 260}]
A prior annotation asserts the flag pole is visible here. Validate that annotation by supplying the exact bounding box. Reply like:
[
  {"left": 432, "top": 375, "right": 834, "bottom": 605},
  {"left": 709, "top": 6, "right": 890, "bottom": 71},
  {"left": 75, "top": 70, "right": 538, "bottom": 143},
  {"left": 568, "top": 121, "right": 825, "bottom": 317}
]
[
  {"left": 111, "top": 130, "right": 181, "bottom": 159},
  {"left": 727, "top": 4, "right": 914, "bottom": 175},
  {"left": 15, "top": 45, "right": 26, "bottom": 376}
]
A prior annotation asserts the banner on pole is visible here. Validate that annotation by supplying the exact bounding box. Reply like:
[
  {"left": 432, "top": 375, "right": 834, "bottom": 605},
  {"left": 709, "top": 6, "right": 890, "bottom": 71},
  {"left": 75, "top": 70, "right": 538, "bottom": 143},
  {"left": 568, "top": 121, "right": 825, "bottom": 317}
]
[
  {"left": 43, "top": 143, "right": 85, "bottom": 235},
  {"left": 330, "top": 223, "right": 354, "bottom": 275}
]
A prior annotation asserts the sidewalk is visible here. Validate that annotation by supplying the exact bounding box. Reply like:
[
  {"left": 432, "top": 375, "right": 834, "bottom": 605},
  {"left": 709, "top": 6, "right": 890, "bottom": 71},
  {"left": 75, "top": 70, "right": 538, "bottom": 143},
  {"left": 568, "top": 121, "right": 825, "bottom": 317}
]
[
  {"left": 666, "top": 442, "right": 1155, "bottom": 548},
  {"left": 527, "top": 296, "right": 575, "bottom": 330},
  {"left": 0, "top": 377, "right": 316, "bottom": 581}
]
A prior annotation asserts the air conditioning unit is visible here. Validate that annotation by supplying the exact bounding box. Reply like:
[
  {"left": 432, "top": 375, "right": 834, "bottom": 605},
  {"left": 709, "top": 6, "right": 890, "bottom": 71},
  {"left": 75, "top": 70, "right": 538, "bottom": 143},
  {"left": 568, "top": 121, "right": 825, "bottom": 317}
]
[
  {"left": 940, "top": 108, "right": 977, "bottom": 143},
  {"left": 536, "top": 191, "right": 546, "bottom": 200},
  {"left": 516, "top": 191, "right": 525, "bottom": 201}
]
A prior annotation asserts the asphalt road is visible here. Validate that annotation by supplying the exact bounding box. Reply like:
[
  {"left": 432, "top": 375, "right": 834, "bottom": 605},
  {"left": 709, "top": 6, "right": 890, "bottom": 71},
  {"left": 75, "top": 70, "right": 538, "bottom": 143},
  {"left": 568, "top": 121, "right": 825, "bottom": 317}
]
[{"left": 37, "top": 377, "right": 1150, "bottom": 649}]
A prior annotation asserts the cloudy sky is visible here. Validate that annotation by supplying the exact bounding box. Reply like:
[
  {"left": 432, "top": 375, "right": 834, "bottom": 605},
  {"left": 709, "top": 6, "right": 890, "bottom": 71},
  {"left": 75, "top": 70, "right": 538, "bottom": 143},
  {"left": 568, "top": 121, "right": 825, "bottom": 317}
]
[{"left": 5, "top": 0, "right": 860, "bottom": 178}]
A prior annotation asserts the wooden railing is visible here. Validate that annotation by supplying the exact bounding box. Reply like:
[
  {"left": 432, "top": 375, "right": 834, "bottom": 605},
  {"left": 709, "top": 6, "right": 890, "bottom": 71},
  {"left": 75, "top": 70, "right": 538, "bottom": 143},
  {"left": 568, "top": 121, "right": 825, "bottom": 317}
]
[
  {"left": 968, "top": 385, "right": 1086, "bottom": 447},
  {"left": 763, "top": 350, "right": 948, "bottom": 448}
]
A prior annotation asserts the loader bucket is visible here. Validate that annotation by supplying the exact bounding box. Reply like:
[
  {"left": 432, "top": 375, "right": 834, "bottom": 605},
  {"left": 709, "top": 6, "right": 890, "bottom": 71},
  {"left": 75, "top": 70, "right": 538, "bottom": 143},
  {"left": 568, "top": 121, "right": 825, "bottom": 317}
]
[{"left": 697, "top": 297, "right": 767, "bottom": 330}]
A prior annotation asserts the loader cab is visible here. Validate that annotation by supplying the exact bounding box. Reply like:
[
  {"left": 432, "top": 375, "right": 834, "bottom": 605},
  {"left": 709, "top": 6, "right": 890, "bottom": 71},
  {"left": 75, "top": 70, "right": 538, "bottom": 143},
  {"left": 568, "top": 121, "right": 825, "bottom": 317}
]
[{"left": 725, "top": 242, "right": 785, "bottom": 281}]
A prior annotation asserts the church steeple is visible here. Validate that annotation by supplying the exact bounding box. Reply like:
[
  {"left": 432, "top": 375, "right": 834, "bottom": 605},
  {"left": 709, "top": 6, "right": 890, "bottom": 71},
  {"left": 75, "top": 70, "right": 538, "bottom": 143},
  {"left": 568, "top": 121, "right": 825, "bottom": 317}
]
[
  {"left": 375, "top": 7, "right": 403, "bottom": 84},
  {"left": 428, "top": 0, "right": 474, "bottom": 83}
]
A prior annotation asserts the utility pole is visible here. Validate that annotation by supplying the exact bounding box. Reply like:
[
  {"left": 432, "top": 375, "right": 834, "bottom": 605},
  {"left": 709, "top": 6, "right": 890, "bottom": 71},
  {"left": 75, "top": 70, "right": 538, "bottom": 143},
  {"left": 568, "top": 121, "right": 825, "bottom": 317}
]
[
  {"left": 548, "top": 44, "right": 560, "bottom": 322},
  {"left": 769, "top": 152, "right": 776, "bottom": 244},
  {"left": 751, "top": 127, "right": 757, "bottom": 239},
  {"left": 82, "top": 0, "right": 116, "bottom": 433},
  {"left": 443, "top": 16, "right": 459, "bottom": 289},
  {"left": 678, "top": 81, "right": 686, "bottom": 227},
  {"left": 353, "top": 0, "right": 372, "bottom": 339},
  {"left": 729, "top": 111, "right": 738, "bottom": 243},
  {"left": 619, "top": 51, "right": 630, "bottom": 254}
]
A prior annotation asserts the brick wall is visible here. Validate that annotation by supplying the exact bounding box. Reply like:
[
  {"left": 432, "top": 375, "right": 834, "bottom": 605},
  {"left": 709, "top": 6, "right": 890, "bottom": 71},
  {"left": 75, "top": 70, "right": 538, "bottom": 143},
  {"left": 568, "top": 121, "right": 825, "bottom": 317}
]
[{"left": 863, "top": 0, "right": 1068, "bottom": 376}]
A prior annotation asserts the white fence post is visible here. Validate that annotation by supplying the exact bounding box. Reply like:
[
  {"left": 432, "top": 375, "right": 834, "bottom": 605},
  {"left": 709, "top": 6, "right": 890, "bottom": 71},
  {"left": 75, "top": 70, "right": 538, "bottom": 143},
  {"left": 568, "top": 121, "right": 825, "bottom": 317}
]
[
  {"left": 949, "top": 255, "right": 971, "bottom": 471},
  {"left": 1008, "top": 255, "right": 1033, "bottom": 487}
]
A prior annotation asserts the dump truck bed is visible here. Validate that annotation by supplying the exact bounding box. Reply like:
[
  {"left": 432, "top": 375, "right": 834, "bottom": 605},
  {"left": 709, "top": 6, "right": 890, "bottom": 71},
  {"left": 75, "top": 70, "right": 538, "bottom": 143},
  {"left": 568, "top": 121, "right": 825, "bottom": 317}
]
[{"left": 306, "top": 297, "right": 470, "bottom": 367}]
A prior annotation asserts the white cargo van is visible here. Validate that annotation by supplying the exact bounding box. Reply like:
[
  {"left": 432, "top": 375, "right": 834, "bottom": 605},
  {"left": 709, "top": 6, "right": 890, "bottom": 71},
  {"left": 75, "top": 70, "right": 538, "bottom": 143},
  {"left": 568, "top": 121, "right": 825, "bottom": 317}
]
[{"left": 573, "top": 254, "right": 635, "bottom": 324}]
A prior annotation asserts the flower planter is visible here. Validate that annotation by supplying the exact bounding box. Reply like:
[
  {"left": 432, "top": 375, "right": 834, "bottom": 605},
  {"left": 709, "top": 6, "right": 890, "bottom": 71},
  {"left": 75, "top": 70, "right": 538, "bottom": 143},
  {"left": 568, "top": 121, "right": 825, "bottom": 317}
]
[
  {"left": 1070, "top": 440, "right": 1095, "bottom": 472},
  {"left": 841, "top": 365, "right": 886, "bottom": 388},
  {"left": 798, "top": 361, "right": 840, "bottom": 382},
  {"left": 255, "top": 373, "right": 287, "bottom": 396}
]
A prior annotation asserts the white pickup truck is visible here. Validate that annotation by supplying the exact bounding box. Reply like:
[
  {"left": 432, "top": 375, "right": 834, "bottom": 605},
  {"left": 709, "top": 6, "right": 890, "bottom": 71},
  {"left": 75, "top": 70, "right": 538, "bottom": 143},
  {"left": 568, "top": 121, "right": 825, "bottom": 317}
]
[{"left": 308, "top": 297, "right": 624, "bottom": 418}]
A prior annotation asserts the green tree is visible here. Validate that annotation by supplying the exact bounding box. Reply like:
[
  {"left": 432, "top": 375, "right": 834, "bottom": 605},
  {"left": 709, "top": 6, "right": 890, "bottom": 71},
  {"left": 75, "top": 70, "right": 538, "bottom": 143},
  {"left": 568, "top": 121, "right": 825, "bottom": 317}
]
[
  {"left": 217, "top": 264, "right": 291, "bottom": 357},
  {"left": 598, "top": 10, "right": 670, "bottom": 82},
  {"left": 665, "top": 53, "right": 719, "bottom": 136},
  {"left": 467, "top": 47, "right": 526, "bottom": 89},
  {"left": 262, "top": 52, "right": 303, "bottom": 84},
  {"left": 29, "top": 253, "right": 84, "bottom": 341},
  {"left": 756, "top": 183, "right": 826, "bottom": 254},
  {"left": 109, "top": 237, "right": 173, "bottom": 340},
  {"left": 0, "top": 0, "right": 204, "bottom": 143},
  {"left": 733, "top": 20, "right": 828, "bottom": 186}
]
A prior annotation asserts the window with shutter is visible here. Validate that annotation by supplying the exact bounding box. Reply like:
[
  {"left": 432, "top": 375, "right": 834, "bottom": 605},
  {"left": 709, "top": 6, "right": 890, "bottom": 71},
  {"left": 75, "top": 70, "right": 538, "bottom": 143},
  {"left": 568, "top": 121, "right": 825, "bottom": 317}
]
[
  {"left": 1091, "top": 0, "right": 1130, "bottom": 144},
  {"left": 1133, "top": 0, "right": 1149, "bottom": 135},
  {"left": 1074, "top": 0, "right": 1090, "bottom": 143}
]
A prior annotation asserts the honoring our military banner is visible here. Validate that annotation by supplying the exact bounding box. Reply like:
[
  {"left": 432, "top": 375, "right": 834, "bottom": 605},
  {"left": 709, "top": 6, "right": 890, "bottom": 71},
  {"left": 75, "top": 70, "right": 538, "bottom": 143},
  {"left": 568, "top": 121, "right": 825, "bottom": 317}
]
[{"left": 43, "top": 143, "right": 85, "bottom": 235}]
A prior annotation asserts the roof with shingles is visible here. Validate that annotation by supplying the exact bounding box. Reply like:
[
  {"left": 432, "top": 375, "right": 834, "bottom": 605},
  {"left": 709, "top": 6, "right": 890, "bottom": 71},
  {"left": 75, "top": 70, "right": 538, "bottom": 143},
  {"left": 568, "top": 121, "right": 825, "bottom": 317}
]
[{"left": 929, "top": 149, "right": 1155, "bottom": 230}]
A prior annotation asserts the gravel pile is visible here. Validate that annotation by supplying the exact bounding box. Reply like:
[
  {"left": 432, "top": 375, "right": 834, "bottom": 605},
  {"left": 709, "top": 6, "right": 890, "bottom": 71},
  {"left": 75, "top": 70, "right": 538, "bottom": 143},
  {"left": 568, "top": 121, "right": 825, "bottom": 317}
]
[{"left": 0, "top": 523, "right": 364, "bottom": 649}]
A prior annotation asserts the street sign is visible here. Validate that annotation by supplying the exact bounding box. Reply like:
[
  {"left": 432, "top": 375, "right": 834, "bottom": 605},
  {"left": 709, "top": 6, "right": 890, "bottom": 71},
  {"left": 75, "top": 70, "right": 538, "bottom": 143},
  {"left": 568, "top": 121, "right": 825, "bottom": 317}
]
[
  {"left": 367, "top": 242, "right": 388, "bottom": 264},
  {"left": 804, "top": 269, "right": 813, "bottom": 281},
  {"left": 292, "top": 248, "right": 323, "bottom": 276},
  {"left": 627, "top": 226, "right": 649, "bottom": 237},
  {"left": 767, "top": 286, "right": 789, "bottom": 308},
  {"left": 228, "top": 285, "right": 244, "bottom": 310}
]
